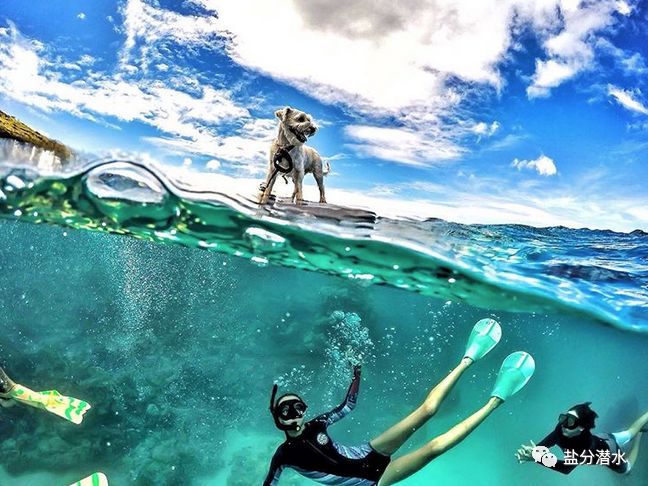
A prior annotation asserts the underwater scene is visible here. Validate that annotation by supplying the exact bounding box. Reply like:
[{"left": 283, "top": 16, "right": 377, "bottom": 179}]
[
  {"left": 2, "top": 1, "right": 648, "bottom": 485},
  {"left": 1, "top": 149, "right": 647, "bottom": 486}
]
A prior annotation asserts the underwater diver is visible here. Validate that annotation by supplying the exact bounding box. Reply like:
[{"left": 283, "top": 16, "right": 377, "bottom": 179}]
[
  {"left": 263, "top": 318, "right": 536, "bottom": 486},
  {"left": 516, "top": 402, "right": 648, "bottom": 475},
  {"left": 0, "top": 365, "right": 91, "bottom": 424}
]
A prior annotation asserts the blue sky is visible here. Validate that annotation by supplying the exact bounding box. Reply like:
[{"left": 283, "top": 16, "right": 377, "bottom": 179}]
[{"left": 1, "top": 0, "right": 647, "bottom": 231}]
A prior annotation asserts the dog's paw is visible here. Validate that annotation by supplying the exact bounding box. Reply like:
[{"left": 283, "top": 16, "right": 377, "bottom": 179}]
[{"left": 319, "top": 197, "right": 327, "bottom": 204}]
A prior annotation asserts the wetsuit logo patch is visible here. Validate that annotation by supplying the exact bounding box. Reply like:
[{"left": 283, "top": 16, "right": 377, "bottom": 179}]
[{"left": 317, "top": 433, "right": 329, "bottom": 445}]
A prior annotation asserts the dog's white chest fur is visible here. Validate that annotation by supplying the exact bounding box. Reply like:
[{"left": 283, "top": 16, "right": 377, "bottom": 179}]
[{"left": 288, "top": 146, "right": 315, "bottom": 174}]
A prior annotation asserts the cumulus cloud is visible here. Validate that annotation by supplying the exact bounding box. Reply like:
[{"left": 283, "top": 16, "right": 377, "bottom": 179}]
[
  {"left": 0, "top": 22, "right": 273, "bottom": 170},
  {"left": 596, "top": 38, "right": 648, "bottom": 76},
  {"left": 2, "top": 1, "right": 642, "bottom": 171},
  {"left": 608, "top": 85, "right": 648, "bottom": 115},
  {"left": 206, "top": 159, "right": 221, "bottom": 170},
  {"left": 525, "top": 0, "right": 633, "bottom": 98},
  {"left": 112, "top": 0, "right": 637, "bottom": 166},
  {"left": 344, "top": 125, "right": 465, "bottom": 167},
  {"left": 77, "top": 12, "right": 86, "bottom": 20},
  {"left": 512, "top": 155, "right": 557, "bottom": 176},
  {"left": 472, "top": 121, "right": 500, "bottom": 137},
  {"left": 197, "top": 1, "right": 635, "bottom": 107},
  {"left": 119, "top": 0, "right": 222, "bottom": 69}
]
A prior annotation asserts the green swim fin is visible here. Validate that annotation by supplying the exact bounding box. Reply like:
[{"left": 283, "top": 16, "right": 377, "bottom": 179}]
[
  {"left": 464, "top": 318, "right": 502, "bottom": 362},
  {"left": 68, "top": 472, "right": 108, "bottom": 486},
  {"left": 491, "top": 351, "right": 535, "bottom": 401}
]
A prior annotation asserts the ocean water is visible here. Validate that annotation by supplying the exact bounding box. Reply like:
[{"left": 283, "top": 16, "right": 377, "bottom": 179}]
[{"left": 1, "top": 146, "right": 648, "bottom": 485}]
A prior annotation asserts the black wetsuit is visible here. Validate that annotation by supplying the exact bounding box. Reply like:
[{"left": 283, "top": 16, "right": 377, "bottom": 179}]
[
  {"left": 263, "top": 371, "right": 390, "bottom": 486},
  {"left": 537, "top": 425, "right": 628, "bottom": 474}
]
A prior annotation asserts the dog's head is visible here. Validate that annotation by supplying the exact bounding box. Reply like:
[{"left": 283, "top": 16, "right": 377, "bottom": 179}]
[{"left": 275, "top": 106, "right": 317, "bottom": 145}]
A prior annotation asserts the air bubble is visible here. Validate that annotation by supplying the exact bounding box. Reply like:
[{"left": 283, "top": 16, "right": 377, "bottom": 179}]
[{"left": 6, "top": 175, "right": 26, "bottom": 190}]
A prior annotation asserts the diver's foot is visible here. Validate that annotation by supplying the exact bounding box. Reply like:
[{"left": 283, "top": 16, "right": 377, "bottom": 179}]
[
  {"left": 490, "top": 352, "right": 535, "bottom": 401},
  {"left": 0, "top": 367, "right": 16, "bottom": 395},
  {"left": 464, "top": 318, "right": 502, "bottom": 362}
]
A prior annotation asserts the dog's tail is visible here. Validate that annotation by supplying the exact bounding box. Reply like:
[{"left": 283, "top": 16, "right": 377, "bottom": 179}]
[{"left": 323, "top": 159, "right": 331, "bottom": 176}]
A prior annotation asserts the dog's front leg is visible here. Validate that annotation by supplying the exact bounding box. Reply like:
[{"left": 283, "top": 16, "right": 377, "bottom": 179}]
[
  {"left": 294, "top": 171, "right": 305, "bottom": 205},
  {"left": 259, "top": 169, "right": 279, "bottom": 204}
]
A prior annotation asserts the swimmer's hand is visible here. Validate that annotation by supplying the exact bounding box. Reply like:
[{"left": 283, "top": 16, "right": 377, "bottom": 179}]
[
  {"left": 352, "top": 364, "right": 362, "bottom": 378},
  {"left": 515, "top": 440, "right": 536, "bottom": 463}
]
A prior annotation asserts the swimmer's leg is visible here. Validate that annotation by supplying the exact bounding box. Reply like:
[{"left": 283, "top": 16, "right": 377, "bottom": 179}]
[
  {"left": 618, "top": 409, "right": 648, "bottom": 471},
  {"left": 377, "top": 397, "right": 502, "bottom": 486},
  {"left": 626, "top": 430, "right": 643, "bottom": 473},
  {"left": 369, "top": 357, "right": 472, "bottom": 456},
  {"left": 627, "top": 409, "right": 648, "bottom": 438}
]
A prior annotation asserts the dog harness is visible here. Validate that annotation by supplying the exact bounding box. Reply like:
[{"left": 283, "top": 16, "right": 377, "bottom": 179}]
[{"left": 272, "top": 145, "right": 295, "bottom": 174}]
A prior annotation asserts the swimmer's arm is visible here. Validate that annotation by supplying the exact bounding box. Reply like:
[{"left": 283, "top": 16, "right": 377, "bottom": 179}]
[
  {"left": 262, "top": 451, "right": 284, "bottom": 486},
  {"left": 550, "top": 461, "right": 577, "bottom": 474},
  {"left": 318, "top": 365, "right": 361, "bottom": 426},
  {"left": 536, "top": 432, "right": 577, "bottom": 475},
  {"left": 537, "top": 431, "right": 557, "bottom": 448}
]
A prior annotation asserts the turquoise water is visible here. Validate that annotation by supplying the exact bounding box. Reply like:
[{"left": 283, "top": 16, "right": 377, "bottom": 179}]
[{"left": 1, "top": 146, "right": 648, "bottom": 485}]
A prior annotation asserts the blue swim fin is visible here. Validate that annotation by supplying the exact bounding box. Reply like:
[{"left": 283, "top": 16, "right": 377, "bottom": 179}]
[
  {"left": 464, "top": 318, "right": 502, "bottom": 362},
  {"left": 491, "top": 351, "right": 535, "bottom": 401}
]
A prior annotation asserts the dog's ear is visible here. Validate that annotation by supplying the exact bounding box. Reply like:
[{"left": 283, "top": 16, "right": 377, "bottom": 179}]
[{"left": 275, "top": 106, "right": 291, "bottom": 121}]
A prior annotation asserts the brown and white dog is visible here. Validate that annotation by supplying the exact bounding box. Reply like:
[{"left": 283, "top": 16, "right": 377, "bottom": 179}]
[{"left": 259, "top": 106, "right": 329, "bottom": 205}]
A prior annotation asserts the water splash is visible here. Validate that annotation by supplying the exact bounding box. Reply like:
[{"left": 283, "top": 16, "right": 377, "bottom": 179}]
[{"left": 1, "top": 152, "right": 647, "bottom": 332}]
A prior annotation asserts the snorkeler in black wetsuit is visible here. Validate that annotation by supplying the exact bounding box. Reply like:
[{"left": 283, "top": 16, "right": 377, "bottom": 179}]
[
  {"left": 264, "top": 365, "right": 389, "bottom": 486},
  {"left": 516, "top": 402, "right": 648, "bottom": 475},
  {"left": 264, "top": 319, "right": 536, "bottom": 486}
]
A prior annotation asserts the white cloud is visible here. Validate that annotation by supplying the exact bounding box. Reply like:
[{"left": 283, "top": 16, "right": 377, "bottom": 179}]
[
  {"left": 344, "top": 125, "right": 465, "bottom": 167},
  {"left": 78, "top": 54, "right": 95, "bottom": 66},
  {"left": 116, "top": 0, "right": 519, "bottom": 165},
  {"left": 77, "top": 13, "right": 86, "bottom": 20},
  {"left": 113, "top": 0, "right": 637, "bottom": 167},
  {"left": 119, "top": 0, "right": 221, "bottom": 68},
  {"left": 206, "top": 159, "right": 221, "bottom": 170},
  {"left": 512, "top": 155, "right": 557, "bottom": 176},
  {"left": 472, "top": 121, "right": 500, "bottom": 137},
  {"left": 200, "top": 0, "right": 513, "bottom": 111},
  {"left": 526, "top": 0, "right": 632, "bottom": 98},
  {"left": 142, "top": 117, "right": 276, "bottom": 175},
  {"left": 596, "top": 38, "right": 647, "bottom": 76},
  {"left": 608, "top": 85, "right": 648, "bottom": 115},
  {"left": 0, "top": 23, "right": 272, "bottom": 169},
  {"left": 2, "top": 1, "right": 641, "bottom": 173},
  {"left": 527, "top": 59, "right": 578, "bottom": 98}
]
